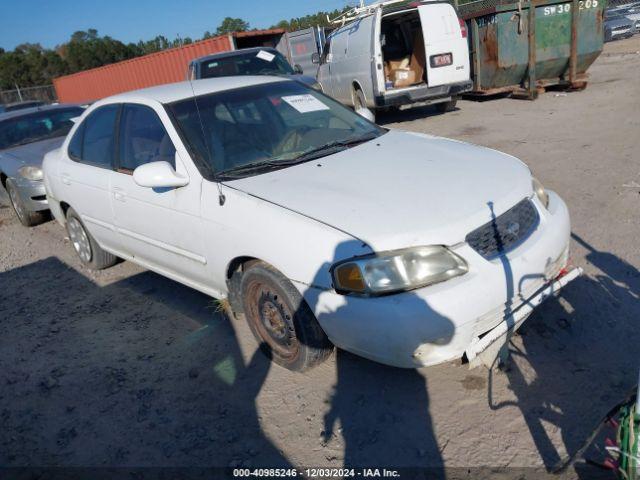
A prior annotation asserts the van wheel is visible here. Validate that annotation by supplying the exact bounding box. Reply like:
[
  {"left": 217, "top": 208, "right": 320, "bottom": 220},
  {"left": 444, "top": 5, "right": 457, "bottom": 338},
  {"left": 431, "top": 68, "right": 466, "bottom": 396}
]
[
  {"left": 66, "top": 207, "right": 117, "bottom": 270},
  {"left": 240, "top": 261, "right": 334, "bottom": 372},
  {"left": 436, "top": 98, "right": 458, "bottom": 113},
  {"left": 6, "top": 181, "right": 47, "bottom": 227},
  {"left": 354, "top": 88, "right": 367, "bottom": 111}
]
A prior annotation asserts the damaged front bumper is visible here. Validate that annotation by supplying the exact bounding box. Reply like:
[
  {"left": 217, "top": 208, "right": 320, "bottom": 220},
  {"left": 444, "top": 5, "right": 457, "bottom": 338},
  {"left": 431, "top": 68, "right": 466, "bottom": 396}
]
[
  {"left": 466, "top": 266, "right": 582, "bottom": 368},
  {"left": 300, "top": 191, "right": 576, "bottom": 369}
]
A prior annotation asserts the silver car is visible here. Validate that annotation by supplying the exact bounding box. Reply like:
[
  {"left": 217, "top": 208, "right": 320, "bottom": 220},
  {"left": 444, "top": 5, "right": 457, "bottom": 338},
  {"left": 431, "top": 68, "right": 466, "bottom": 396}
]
[{"left": 0, "top": 104, "right": 85, "bottom": 226}]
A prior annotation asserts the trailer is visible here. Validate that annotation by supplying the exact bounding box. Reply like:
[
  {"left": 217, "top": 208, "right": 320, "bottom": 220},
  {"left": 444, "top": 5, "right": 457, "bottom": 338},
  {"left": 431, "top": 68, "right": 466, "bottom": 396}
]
[{"left": 458, "top": 0, "right": 604, "bottom": 98}]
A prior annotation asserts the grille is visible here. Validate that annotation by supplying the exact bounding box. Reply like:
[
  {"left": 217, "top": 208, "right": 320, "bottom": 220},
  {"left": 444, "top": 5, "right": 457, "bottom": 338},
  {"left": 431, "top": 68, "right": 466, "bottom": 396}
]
[{"left": 466, "top": 199, "right": 539, "bottom": 259}]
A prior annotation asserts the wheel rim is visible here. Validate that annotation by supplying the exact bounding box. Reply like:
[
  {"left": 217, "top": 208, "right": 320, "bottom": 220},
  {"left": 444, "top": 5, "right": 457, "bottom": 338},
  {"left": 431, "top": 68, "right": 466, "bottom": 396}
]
[
  {"left": 68, "top": 217, "right": 92, "bottom": 263},
  {"left": 8, "top": 184, "right": 27, "bottom": 223},
  {"left": 245, "top": 280, "right": 299, "bottom": 359}
]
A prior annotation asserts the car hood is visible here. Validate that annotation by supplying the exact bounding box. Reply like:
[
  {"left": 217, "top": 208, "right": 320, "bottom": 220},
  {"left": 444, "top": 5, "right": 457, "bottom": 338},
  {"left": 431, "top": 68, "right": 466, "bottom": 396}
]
[
  {"left": 0, "top": 136, "right": 65, "bottom": 170},
  {"left": 227, "top": 130, "right": 534, "bottom": 252}
]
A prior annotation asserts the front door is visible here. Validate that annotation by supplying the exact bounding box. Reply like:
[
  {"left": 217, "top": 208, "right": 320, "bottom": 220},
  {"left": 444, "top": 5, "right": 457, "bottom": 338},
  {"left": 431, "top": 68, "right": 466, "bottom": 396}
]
[{"left": 110, "top": 103, "right": 208, "bottom": 286}]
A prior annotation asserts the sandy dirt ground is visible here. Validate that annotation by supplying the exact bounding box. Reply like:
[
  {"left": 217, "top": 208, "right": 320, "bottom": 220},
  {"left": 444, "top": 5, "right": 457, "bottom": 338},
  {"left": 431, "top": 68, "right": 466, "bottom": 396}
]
[{"left": 1, "top": 36, "right": 639, "bottom": 479}]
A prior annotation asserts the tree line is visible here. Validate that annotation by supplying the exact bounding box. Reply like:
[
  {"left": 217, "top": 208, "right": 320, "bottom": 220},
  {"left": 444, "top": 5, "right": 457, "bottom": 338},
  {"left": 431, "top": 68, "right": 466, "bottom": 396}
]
[{"left": 0, "top": 6, "right": 352, "bottom": 91}]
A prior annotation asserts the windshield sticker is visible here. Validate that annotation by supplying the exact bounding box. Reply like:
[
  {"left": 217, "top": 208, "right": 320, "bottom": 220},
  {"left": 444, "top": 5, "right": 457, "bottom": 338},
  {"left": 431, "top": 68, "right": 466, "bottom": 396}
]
[
  {"left": 282, "top": 94, "right": 330, "bottom": 113},
  {"left": 256, "top": 50, "right": 276, "bottom": 62}
]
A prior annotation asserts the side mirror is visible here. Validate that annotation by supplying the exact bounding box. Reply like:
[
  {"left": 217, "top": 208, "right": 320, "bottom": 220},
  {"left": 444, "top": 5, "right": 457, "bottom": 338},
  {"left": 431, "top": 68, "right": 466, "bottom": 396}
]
[
  {"left": 311, "top": 53, "right": 321, "bottom": 65},
  {"left": 133, "top": 161, "right": 189, "bottom": 189},
  {"left": 294, "top": 64, "right": 303, "bottom": 74}
]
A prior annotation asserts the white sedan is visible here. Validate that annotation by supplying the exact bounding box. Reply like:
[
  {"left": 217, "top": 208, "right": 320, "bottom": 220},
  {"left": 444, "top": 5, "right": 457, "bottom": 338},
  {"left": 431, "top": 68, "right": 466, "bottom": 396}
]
[{"left": 43, "top": 76, "right": 580, "bottom": 371}]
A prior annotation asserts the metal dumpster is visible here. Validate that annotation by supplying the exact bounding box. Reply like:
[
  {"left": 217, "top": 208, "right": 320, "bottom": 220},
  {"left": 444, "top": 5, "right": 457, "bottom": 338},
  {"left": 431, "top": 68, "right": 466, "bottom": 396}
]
[{"left": 457, "top": 0, "right": 604, "bottom": 97}]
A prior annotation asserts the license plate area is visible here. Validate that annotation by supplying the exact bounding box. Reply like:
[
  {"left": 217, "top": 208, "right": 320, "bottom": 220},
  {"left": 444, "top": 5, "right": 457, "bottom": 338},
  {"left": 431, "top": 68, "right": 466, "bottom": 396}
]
[{"left": 429, "top": 53, "right": 453, "bottom": 68}]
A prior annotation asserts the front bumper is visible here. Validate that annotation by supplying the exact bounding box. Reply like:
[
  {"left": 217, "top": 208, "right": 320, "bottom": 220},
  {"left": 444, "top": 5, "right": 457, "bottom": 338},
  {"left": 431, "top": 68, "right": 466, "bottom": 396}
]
[
  {"left": 9, "top": 177, "right": 48, "bottom": 212},
  {"left": 299, "top": 191, "right": 577, "bottom": 368},
  {"left": 374, "top": 80, "right": 473, "bottom": 108}
]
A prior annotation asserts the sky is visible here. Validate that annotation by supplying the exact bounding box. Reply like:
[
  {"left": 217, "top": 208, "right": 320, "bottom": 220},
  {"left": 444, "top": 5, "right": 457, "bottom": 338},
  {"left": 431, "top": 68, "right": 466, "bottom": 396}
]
[{"left": 0, "top": 0, "right": 353, "bottom": 51}]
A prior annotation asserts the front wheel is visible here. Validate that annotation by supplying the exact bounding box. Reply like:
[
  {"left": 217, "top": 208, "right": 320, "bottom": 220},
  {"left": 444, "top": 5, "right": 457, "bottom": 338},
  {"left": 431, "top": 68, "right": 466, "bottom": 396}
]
[
  {"left": 240, "top": 262, "right": 334, "bottom": 371},
  {"left": 6, "top": 181, "right": 47, "bottom": 227},
  {"left": 66, "top": 207, "right": 117, "bottom": 270}
]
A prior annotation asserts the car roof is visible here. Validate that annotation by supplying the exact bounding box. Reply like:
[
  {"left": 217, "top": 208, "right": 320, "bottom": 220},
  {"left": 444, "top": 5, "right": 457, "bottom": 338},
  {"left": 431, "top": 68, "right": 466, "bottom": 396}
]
[
  {"left": 0, "top": 103, "right": 84, "bottom": 122},
  {"left": 192, "top": 47, "right": 279, "bottom": 65},
  {"left": 99, "top": 75, "right": 288, "bottom": 105}
]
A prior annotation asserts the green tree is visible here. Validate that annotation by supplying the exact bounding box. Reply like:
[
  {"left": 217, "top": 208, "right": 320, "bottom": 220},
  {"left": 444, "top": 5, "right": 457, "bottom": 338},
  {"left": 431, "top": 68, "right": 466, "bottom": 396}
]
[{"left": 215, "top": 17, "right": 250, "bottom": 35}]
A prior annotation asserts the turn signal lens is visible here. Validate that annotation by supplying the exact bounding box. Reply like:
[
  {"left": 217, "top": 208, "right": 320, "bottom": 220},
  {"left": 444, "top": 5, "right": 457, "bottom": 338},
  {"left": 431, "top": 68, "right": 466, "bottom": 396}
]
[{"left": 334, "top": 263, "right": 366, "bottom": 293}]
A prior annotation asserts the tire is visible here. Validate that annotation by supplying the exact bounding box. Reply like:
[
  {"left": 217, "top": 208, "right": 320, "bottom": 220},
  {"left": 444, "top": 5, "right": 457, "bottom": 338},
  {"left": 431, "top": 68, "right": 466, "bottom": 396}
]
[
  {"left": 65, "top": 207, "right": 117, "bottom": 270},
  {"left": 6, "top": 180, "right": 47, "bottom": 227},
  {"left": 354, "top": 88, "right": 367, "bottom": 111},
  {"left": 239, "top": 261, "right": 334, "bottom": 371},
  {"left": 436, "top": 97, "right": 458, "bottom": 113}
]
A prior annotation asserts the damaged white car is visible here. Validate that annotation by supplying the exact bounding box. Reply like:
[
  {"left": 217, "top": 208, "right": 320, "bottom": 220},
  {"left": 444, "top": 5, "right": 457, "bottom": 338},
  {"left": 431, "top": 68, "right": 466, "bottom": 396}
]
[{"left": 42, "top": 76, "right": 580, "bottom": 371}]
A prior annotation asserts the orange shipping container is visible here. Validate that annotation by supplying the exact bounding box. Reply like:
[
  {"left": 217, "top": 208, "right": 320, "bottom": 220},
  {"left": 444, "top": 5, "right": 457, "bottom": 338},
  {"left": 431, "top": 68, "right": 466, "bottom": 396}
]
[{"left": 53, "top": 29, "right": 286, "bottom": 103}]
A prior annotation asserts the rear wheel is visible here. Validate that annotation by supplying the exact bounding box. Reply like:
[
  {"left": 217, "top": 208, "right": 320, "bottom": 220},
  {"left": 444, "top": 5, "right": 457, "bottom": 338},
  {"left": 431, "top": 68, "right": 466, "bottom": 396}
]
[
  {"left": 6, "top": 180, "right": 47, "bottom": 227},
  {"left": 354, "top": 88, "right": 367, "bottom": 111},
  {"left": 436, "top": 97, "right": 458, "bottom": 113},
  {"left": 239, "top": 262, "right": 334, "bottom": 371},
  {"left": 66, "top": 207, "right": 117, "bottom": 270}
]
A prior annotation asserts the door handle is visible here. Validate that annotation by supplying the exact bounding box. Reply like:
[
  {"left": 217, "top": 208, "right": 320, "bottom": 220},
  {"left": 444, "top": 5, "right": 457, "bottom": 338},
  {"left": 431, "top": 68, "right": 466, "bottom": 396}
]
[
  {"left": 112, "top": 187, "right": 125, "bottom": 202},
  {"left": 61, "top": 174, "right": 71, "bottom": 185}
]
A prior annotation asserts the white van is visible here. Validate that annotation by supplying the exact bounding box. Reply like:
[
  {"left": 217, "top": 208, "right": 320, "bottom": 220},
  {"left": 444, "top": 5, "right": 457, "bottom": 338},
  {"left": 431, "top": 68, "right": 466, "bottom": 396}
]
[{"left": 313, "top": 1, "right": 472, "bottom": 115}]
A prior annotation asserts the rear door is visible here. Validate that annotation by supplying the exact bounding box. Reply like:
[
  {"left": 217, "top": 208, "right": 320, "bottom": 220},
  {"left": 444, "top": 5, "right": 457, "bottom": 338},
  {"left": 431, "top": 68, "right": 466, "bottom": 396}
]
[
  {"left": 61, "top": 104, "right": 119, "bottom": 249},
  {"left": 418, "top": 3, "right": 470, "bottom": 87}
]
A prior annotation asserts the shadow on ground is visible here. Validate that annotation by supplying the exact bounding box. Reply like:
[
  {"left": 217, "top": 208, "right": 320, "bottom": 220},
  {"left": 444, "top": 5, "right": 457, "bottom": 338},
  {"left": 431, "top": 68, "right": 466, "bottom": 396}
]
[
  {"left": 0, "top": 257, "right": 287, "bottom": 469},
  {"left": 488, "top": 233, "right": 640, "bottom": 477}
]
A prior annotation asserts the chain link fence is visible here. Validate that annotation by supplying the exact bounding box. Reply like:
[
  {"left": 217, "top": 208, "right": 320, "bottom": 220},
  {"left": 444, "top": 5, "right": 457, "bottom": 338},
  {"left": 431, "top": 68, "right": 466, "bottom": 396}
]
[{"left": 0, "top": 85, "right": 57, "bottom": 105}]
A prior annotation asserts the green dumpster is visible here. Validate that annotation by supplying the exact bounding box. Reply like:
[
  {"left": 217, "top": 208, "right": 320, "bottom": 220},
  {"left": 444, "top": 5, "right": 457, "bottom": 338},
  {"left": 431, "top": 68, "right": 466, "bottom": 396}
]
[{"left": 458, "top": 0, "right": 604, "bottom": 97}]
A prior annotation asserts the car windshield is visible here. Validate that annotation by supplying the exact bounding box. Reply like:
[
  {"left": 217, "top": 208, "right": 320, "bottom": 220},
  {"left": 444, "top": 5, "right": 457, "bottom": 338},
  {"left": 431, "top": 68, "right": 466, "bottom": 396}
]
[
  {"left": 167, "top": 81, "right": 385, "bottom": 179},
  {"left": 199, "top": 50, "right": 295, "bottom": 79},
  {"left": 0, "top": 107, "right": 84, "bottom": 150}
]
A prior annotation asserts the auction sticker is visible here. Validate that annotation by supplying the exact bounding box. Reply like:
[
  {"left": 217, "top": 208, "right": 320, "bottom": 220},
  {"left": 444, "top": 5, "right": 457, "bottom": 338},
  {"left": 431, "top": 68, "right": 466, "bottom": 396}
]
[
  {"left": 282, "top": 94, "right": 330, "bottom": 113},
  {"left": 256, "top": 50, "right": 275, "bottom": 62}
]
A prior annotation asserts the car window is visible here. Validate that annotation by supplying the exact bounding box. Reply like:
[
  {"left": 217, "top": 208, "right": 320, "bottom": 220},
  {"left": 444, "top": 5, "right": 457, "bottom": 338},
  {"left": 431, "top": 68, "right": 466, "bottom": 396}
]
[
  {"left": 68, "top": 123, "right": 84, "bottom": 160},
  {"left": 0, "top": 107, "right": 85, "bottom": 150},
  {"left": 167, "top": 81, "right": 384, "bottom": 176},
  {"left": 118, "top": 104, "right": 175, "bottom": 172},
  {"left": 199, "top": 50, "right": 294, "bottom": 79},
  {"left": 75, "top": 105, "right": 119, "bottom": 168}
]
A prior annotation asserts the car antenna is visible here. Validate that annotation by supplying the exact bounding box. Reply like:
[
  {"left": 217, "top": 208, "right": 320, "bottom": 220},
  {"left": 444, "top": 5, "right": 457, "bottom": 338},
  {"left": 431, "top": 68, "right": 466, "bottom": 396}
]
[{"left": 188, "top": 78, "right": 226, "bottom": 206}]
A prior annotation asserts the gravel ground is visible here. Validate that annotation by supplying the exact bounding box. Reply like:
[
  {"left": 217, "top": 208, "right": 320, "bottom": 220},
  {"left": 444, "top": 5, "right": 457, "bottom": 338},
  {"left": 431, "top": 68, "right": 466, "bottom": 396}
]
[{"left": 1, "top": 36, "right": 639, "bottom": 479}]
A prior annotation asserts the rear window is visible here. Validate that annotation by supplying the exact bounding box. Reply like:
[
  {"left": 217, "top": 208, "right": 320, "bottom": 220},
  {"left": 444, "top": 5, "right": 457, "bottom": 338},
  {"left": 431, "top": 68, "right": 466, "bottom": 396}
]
[
  {"left": 199, "top": 50, "right": 294, "bottom": 79},
  {"left": 0, "top": 107, "right": 84, "bottom": 150}
]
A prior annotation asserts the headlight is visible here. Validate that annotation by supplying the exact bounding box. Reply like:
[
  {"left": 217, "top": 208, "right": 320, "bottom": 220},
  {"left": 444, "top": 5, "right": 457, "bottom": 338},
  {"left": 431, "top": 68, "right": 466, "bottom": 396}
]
[
  {"left": 331, "top": 246, "right": 468, "bottom": 296},
  {"left": 18, "top": 166, "right": 43, "bottom": 181},
  {"left": 532, "top": 177, "right": 549, "bottom": 209}
]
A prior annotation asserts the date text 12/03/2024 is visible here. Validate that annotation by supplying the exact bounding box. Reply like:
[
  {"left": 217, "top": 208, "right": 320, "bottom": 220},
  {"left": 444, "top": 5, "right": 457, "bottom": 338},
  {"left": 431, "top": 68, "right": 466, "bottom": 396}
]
[{"left": 233, "top": 468, "right": 401, "bottom": 478}]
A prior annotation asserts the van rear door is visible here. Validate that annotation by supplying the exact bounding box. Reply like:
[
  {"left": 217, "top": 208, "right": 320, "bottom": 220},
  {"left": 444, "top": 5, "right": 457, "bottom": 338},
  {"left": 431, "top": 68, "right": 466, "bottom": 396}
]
[{"left": 418, "top": 3, "right": 470, "bottom": 87}]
